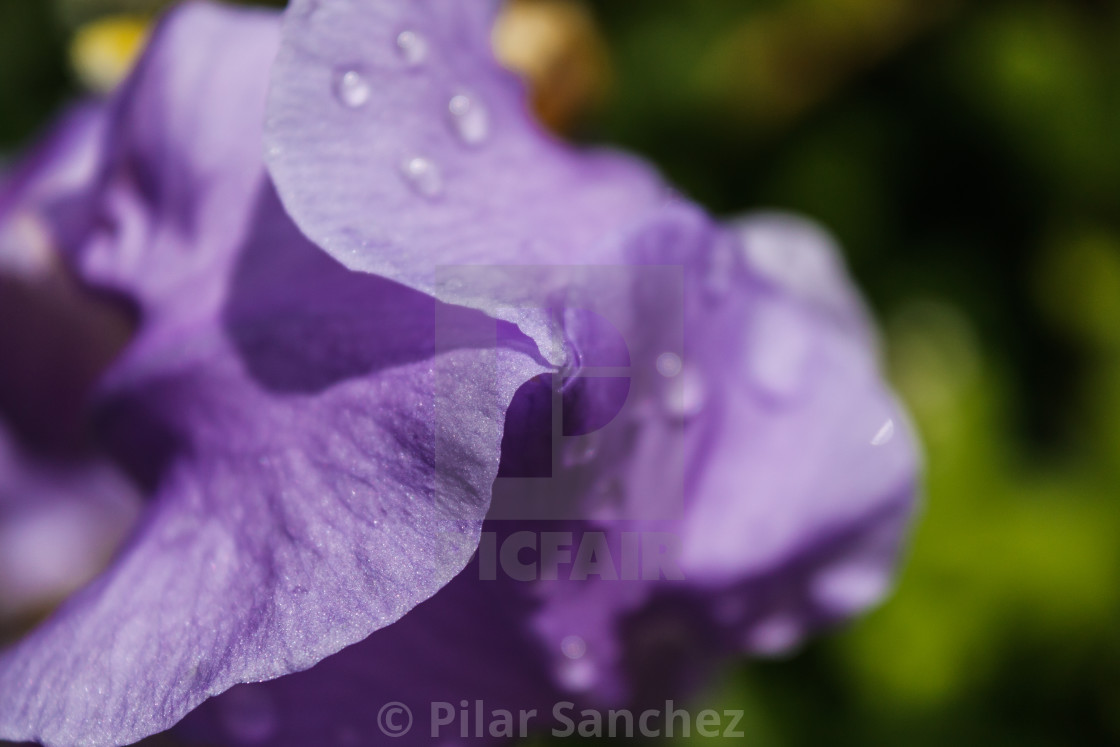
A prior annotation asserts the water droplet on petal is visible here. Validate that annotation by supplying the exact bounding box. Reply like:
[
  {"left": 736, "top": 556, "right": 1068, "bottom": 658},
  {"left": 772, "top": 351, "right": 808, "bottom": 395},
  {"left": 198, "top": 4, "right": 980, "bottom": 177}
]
[
  {"left": 871, "top": 418, "right": 895, "bottom": 446},
  {"left": 335, "top": 69, "right": 370, "bottom": 108},
  {"left": 219, "top": 687, "right": 278, "bottom": 744},
  {"left": 656, "top": 351, "right": 682, "bottom": 378},
  {"left": 399, "top": 157, "right": 443, "bottom": 198},
  {"left": 558, "top": 658, "right": 597, "bottom": 691},
  {"left": 396, "top": 30, "right": 429, "bottom": 67},
  {"left": 662, "top": 364, "right": 706, "bottom": 420},
  {"left": 561, "top": 634, "right": 587, "bottom": 660},
  {"left": 448, "top": 92, "right": 490, "bottom": 145}
]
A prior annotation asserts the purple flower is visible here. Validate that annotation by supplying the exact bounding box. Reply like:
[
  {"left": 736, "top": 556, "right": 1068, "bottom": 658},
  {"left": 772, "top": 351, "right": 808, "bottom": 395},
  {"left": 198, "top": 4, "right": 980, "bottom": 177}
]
[{"left": 0, "top": 2, "right": 919, "bottom": 746}]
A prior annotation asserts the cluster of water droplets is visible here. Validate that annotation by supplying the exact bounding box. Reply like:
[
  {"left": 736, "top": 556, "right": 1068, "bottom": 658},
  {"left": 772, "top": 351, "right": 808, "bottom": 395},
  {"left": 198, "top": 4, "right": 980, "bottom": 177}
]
[{"left": 330, "top": 29, "right": 491, "bottom": 201}]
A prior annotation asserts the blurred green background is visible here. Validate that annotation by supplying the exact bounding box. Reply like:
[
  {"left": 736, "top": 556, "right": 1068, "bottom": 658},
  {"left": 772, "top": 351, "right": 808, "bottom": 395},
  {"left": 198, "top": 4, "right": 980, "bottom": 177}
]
[{"left": 2, "top": 0, "right": 1119, "bottom": 744}]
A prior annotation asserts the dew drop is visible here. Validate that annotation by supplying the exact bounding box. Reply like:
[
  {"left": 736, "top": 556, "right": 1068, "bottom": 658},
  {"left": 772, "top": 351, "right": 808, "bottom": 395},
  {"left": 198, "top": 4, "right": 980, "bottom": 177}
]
[
  {"left": 396, "top": 30, "right": 429, "bottom": 67},
  {"left": 399, "top": 157, "right": 443, "bottom": 198},
  {"left": 219, "top": 687, "right": 278, "bottom": 744},
  {"left": 335, "top": 69, "right": 370, "bottom": 108},
  {"left": 871, "top": 418, "right": 895, "bottom": 446},
  {"left": 662, "top": 364, "right": 706, "bottom": 420},
  {"left": 655, "top": 351, "right": 683, "bottom": 378},
  {"left": 448, "top": 92, "right": 490, "bottom": 145},
  {"left": 560, "top": 634, "right": 587, "bottom": 660}
]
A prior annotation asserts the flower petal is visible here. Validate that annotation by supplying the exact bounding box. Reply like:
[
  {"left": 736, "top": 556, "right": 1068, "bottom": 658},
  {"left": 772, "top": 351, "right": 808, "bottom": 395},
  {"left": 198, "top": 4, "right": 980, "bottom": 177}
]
[
  {"left": 176, "top": 555, "right": 561, "bottom": 746},
  {"left": 502, "top": 217, "right": 920, "bottom": 701},
  {"left": 265, "top": 0, "right": 669, "bottom": 360},
  {"left": 673, "top": 215, "right": 919, "bottom": 581},
  {"left": 0, "top": 4, "right": 545, "bottom": 745}
]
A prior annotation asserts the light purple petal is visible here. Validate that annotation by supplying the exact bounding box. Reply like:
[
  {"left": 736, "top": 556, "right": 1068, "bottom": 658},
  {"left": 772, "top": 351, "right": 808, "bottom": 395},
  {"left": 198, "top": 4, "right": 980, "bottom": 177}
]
[
  {"left": 500, "top": 217, "right": 919, "bottom": 701},
  {"left": 673, "top": 215, "right": 918, "bottom": 582},
  {"left": 0, "top": 425, "right": 140, "bottom": 624},
  {"left": 265, "top": 0, "right": 670, "bottom": 361},
  {"left": 0, "top": 4, "right": 545, "bottom": 745}
]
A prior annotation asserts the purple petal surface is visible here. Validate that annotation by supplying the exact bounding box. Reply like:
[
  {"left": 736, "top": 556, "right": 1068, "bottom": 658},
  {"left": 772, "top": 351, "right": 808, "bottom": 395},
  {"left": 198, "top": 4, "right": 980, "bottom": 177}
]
[
  {"left": 0, "top": 4, "right": 545, "bottom": 745},
  {"left": 176, "top": 556, "right": 561, "bottom": 747},
  {"left": 265, "top": 0, "right": 671, "bottom": 361},
  {"left": 492, "top": 215, "right": 920, "bottom": 703}
]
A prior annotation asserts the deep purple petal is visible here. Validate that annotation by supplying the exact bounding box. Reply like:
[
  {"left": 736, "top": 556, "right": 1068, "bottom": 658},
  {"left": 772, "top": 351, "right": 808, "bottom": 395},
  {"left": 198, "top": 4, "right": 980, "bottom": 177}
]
[
  {"left": 265, "top": 0, "right": 670, "bottom": 360},
  {"left": 176, "top": 556, "right": 562, "bottom": 747},
  {"left": 0, "top": 103, "right": 132, "bottom": 452},
  {"left": 0, "top": 4, "right": 545, "bottom": 745}
]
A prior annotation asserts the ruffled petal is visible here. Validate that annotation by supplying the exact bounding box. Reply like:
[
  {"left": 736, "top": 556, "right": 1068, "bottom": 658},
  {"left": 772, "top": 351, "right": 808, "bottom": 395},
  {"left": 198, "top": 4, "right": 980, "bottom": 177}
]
[
  {"left": 672, "top": 213, "right": 918, "bottom": 582},
  {"left": 0, "top": 4, "right": 545, "bottom": 745},
  {"left": 265, "top": 0, "right": 670, "bottom": 360},
  {"left": 500, "top": 216, "right": 920, "bottom": 703}
]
